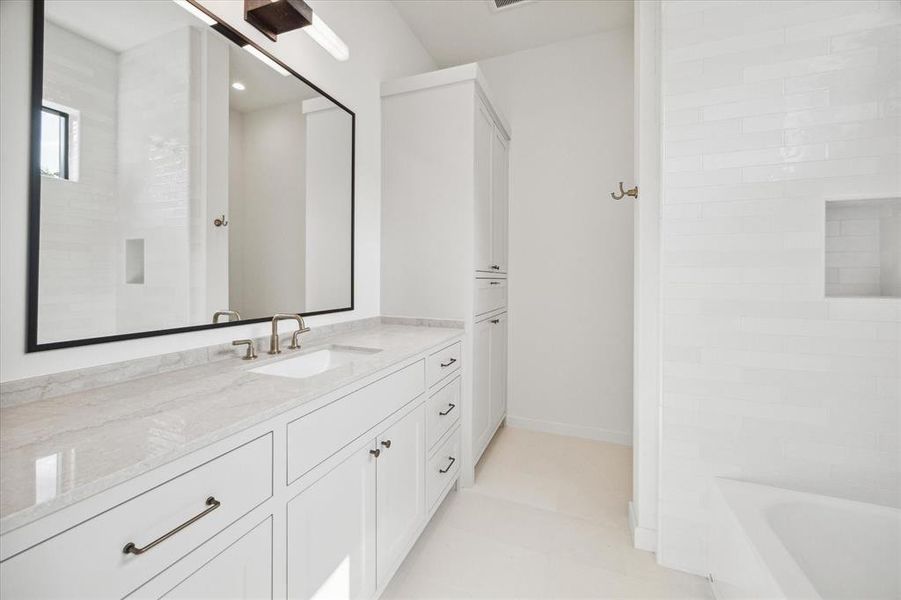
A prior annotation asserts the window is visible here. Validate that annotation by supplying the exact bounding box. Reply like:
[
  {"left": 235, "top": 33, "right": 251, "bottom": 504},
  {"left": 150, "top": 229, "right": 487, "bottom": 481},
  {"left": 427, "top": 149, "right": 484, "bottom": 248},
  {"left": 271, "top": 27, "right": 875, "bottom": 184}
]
[{"left": 40, "top": 106, "right": 69, "bottom": 179}]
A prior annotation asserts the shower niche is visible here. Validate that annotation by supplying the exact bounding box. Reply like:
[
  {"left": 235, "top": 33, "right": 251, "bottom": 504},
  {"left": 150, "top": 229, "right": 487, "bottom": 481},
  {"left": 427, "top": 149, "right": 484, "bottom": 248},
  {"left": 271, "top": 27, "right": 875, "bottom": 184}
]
[{"left": 825, "top": 198, "right": 901, "bottom": 298}]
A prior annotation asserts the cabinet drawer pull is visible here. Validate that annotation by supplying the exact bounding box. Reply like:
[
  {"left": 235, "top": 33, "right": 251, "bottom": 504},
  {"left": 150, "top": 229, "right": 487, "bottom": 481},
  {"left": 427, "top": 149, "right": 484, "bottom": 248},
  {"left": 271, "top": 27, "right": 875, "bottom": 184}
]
[
  {"left": 439, "top": 456, "right": 456, "bottom": 474},
  {"left": 491, "top": 265, "right": 500, "bottom": 270},
  {"left": 439, "top": 403, "right": 456, "bottom": 416},
  {"left": 489, "top": 281, "right": 501, "bottom": 285},
  {"left": 123, "top": 496, "right": 220, "bottom": 556},
  {"left": 440, "top": 358, "right": 457, "bottom": 368},
  {"left": 490, "top": 319, "right": 500, "bottom": 324},
  {"left": 381, "top": 440, "right": 392, "bottom": 449},
  {"left": 370, "top": 448, "right": 381, "bottom": 458}
]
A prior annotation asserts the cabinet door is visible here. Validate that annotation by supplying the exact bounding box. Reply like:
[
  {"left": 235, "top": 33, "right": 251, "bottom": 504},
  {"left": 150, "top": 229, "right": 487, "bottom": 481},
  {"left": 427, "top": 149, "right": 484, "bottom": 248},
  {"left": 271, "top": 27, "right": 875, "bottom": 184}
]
[
  {"left": 472, "top": 317, "right": 492, "bottom": 463},
  {"left": 287, "top": 444, "right": 376, "bottom": 600},
  {"left": 489, "top": 313, "right": 508, "bottom": 429},
  {"left": 161, "top": 519, "right": 272, "bottom": 600},
  {"left": 474, "top": 101, "right": 493, "bottom": 273},
  {"left": 490, "top": 129, "right": 509, "bottom": 273},
  {"left": 376, "top": 404, "right": 426, "bottom": 588}
]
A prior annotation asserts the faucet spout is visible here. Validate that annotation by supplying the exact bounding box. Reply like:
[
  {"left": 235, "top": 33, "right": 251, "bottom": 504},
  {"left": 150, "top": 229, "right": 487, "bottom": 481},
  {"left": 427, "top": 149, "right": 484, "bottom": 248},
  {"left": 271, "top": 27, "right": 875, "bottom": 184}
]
[{"left": 269, "top": 313, "right": 308, "bottom": 355}]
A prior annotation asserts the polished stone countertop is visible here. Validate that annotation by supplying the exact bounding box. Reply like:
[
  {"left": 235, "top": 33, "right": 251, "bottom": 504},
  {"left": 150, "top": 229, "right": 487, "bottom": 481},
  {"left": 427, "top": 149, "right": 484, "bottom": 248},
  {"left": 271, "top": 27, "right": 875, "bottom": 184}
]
[{"left": 0, "top": 323, "right": 462, "bottom": 534}]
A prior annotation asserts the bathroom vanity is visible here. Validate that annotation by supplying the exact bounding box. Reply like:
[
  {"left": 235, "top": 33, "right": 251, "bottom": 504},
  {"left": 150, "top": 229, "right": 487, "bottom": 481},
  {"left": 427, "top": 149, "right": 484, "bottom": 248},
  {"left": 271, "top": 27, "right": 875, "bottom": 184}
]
[{"left": 0, "top": 321, "right": 463, "bottom": 599}]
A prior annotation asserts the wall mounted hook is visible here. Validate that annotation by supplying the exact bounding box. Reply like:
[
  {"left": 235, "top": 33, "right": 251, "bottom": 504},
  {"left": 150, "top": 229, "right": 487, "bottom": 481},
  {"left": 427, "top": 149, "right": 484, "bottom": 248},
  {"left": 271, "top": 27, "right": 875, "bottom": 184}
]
[
  {"left": 214, "top": 214, "right": 229, "bottom": 227},
  {"left": 611, "top": 181, "right": 638, "bottom": 200}
]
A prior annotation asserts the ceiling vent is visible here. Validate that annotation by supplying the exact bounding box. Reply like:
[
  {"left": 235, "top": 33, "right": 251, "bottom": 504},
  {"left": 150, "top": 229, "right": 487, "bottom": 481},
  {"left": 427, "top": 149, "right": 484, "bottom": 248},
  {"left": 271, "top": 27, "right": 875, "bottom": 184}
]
[{"left": 487, "top": 0, "right": 535, "bottom": 12}]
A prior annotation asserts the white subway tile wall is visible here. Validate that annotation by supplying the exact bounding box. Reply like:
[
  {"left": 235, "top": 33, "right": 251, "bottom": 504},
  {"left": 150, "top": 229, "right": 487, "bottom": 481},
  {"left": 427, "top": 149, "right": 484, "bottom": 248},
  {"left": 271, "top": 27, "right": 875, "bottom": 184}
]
[{"left": 659, "top": 0, "right": 901, "bottom": 576}]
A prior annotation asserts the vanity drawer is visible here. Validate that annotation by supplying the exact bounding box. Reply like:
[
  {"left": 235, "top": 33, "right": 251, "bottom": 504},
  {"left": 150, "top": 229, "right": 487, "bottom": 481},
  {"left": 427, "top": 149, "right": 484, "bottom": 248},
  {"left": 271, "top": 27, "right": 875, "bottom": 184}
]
[
  {"left": 427, "top": 376, "right": 461, "bottom": 449},
  {"left": 0, "top": 434, "right": 273, "bottom": 600},
  {"left": 287, "top": 361, "right": 425, "bottom": 483},
  {"left": 427, "top": 427, "right": 461, "bottom": 510},
  {"left": 475, "top": 278, "right": 507, "bottom": 316},
  {"left": 426, "top": 341, "right": 461, "bottom": 388}
]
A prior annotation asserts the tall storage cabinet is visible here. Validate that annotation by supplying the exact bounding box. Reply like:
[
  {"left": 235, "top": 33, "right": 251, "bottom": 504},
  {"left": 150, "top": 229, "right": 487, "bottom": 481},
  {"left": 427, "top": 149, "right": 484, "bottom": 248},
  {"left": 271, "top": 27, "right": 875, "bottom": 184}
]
[{"left": 381, "top": 64, "right": 511, "bottom": 484}]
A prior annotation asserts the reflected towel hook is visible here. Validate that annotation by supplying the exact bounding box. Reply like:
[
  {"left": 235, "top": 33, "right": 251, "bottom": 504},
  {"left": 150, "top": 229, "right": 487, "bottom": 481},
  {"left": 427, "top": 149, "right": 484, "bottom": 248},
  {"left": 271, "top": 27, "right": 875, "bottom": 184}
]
[{"left": 611, "top": 182, "right": 638, "bottom": 200}]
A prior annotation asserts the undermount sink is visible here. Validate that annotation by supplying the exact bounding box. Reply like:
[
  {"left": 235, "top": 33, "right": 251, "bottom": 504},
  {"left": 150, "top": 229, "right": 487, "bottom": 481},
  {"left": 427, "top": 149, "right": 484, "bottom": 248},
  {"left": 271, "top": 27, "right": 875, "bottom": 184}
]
[{"left": 250, "top": 345, "right": 382, "bottom": 379}]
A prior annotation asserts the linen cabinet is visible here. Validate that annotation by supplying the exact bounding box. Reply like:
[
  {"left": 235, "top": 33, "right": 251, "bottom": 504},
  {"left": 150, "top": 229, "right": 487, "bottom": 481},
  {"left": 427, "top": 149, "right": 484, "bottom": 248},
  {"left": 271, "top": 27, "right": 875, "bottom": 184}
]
[{"left": 381, "top": 63, "right": 511, "bottom": 482}]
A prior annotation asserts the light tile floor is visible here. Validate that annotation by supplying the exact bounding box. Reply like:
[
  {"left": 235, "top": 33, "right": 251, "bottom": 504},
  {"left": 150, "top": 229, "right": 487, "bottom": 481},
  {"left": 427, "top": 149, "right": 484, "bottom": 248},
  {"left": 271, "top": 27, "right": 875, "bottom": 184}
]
[{"left": 383, "top": 426, "right": 712, "bottom": 599}]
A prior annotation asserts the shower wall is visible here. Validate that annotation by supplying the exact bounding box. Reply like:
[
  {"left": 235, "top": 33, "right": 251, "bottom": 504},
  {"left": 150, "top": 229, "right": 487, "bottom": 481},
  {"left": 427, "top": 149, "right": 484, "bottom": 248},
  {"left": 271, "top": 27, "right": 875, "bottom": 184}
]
[{"left": 657, "top": 0, "right": 901, "bottom": 575}]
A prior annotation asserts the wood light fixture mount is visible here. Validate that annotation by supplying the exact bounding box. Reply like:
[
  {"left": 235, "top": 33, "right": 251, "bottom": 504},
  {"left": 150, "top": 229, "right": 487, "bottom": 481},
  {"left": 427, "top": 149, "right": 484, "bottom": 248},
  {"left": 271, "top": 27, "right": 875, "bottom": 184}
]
[{"left": 244, "top": 0, "right": 313, "bottom": 42}]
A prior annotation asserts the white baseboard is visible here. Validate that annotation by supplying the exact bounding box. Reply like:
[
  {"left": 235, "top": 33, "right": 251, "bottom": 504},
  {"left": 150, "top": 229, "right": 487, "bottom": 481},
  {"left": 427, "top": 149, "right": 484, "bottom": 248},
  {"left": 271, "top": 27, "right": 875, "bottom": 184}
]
[
  {"left": 504, "top": 415, "right": 632, "bottom": 447},
  {"left": 628, "top": 501, "right": 658, "bottom": 552}
]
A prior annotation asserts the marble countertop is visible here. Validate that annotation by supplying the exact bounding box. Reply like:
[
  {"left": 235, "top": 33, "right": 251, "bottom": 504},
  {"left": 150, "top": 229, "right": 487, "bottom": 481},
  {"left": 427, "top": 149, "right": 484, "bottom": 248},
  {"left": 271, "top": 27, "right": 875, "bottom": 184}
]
[{"left": 0, "top": 323, "right": 462, "bottom": 534}]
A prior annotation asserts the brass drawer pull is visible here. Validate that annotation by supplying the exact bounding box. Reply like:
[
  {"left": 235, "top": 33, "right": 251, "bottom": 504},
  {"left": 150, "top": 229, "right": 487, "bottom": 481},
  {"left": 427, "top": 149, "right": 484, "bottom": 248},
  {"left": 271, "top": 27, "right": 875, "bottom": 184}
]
[
  {"left": 123, "top": 496, "right": 220, "bottom": 556},
  {"left": 490, "top": 319, "right": 500, "bottom": 324},
  {"left": 381, "top": 440, "right": 392, "bottom": 449},
  {"left": 370, "top": 448, "right": 381, "bottom": 458},
  {"left": 439, "top": 403, "right": 456, "bottom": 416},
  {"left": 491, "top": 265, "right": 500, "bottom": 270},
  {"left": 439, "top": 456, "right": 456, "bottom": 474},
  {"left": 489, "top": 281, "right": 501, "bottom": 285},
  {"left": 440, "top": 358, "right": 457, "bottom": 368}
]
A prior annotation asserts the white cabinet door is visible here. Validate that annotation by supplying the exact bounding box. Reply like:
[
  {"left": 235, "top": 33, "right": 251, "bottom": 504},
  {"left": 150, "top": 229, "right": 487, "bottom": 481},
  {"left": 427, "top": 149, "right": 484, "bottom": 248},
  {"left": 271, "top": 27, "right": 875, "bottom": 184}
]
[
  {"left": 474, "top": 101, "right": 493, "bottom": 273},
  {"left": 472, "top": 317, "right": 492, "bottom": 463},
  {"left": 287, "top": 444, "right": 377, "bottom": 600},
  {"left": 376, "top": 404, "right": 426, "bottom": 588},
  {"left": 489, "top": 313, "right": 508, "bottom": 429},
  {"left": 160, "top": 519, "right": 272, "bottom": 600},
  {"left": 490, "top": 129, "right": 509, "bottom": 273}
]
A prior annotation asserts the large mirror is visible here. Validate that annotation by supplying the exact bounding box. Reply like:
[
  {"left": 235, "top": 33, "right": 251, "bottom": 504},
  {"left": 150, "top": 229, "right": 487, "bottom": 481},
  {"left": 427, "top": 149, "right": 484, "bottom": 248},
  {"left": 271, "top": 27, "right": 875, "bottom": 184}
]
[{"left": 28, "top": 0, "right": 354, "bottom": 351}]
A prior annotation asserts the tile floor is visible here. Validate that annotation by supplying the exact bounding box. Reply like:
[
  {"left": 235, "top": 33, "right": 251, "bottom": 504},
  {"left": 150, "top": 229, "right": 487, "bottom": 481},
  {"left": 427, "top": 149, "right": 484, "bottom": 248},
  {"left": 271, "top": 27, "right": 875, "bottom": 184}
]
[{"left": 383, "top": 426, "right": 712, "bottom": 599}]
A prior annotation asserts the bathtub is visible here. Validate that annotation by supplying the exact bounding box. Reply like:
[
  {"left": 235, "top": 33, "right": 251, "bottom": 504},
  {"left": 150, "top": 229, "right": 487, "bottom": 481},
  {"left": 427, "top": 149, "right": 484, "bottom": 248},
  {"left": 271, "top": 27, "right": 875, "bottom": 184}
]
[{"left": 709, "top": 478, "right": 900, "bottom": 600}]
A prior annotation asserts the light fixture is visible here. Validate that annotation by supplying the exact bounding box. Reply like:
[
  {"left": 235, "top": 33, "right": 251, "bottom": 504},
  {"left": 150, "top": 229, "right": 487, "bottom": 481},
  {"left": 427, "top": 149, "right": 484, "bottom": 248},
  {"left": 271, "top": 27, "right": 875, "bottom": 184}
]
[
  {"left": 172, "top": 0, "right": 217, "bottom": 26},
  {"left": 244, "top": 0, "right": 349, "bottom": 62},
  {"left": 243, "top": 45, "right": 290, "bottom": 76},
  {"left": 231, "top": 82, "right": 246, "bottom": 91},
  {"left": 305, "top": 14, "right": 349, "bottom": 62}
]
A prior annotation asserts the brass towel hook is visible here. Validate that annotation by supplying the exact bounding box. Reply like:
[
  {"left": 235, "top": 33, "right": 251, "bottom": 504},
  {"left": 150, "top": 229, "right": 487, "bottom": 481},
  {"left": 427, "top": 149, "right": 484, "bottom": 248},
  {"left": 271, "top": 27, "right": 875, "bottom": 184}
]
[{"left": 611, "top": 182, "right": 638, "bottom": 200}]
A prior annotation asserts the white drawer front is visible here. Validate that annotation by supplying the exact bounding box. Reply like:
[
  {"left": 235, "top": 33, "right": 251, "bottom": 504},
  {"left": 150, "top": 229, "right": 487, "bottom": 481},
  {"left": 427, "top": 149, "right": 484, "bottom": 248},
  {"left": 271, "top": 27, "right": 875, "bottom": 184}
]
[
  {"left": 287, "top": 361, "right": 425, "bottom": 484},
  {"left": 426, "top": 341, "right": 461, "bottom": 389},
  {"left": 475, "top": 278, "right": 507, "bottom": 316},
  {"left": 427, "top": 427, "right": 461, "bottom": 511},
  {"left": 0, "top": 434, "right": 273, "bottom": 600},
  {"left": 426, "top": 377, "right": 460, "bottom": 450}
]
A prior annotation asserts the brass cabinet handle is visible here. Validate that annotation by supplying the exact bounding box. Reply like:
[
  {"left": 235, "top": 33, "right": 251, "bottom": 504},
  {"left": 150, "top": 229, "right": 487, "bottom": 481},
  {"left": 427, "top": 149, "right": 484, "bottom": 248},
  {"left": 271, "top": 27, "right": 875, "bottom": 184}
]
[
  {"left": 370, "top": 448, "right": 381, "bottom": 458},
  {"left": 439, "top": 403, "right": 456, "bottom": 416},
  {"left": 123, "top": 497, "right": 220, "bottom": 556},
  {"left": 490, "top": 319, "right": 500, "bottom": 324},
  {"left": 440, "top": 358, "right": 457, "bottom": 368},
  {"left": 491, "top": 265, "right": 500, "bottom": 270},
  {"left": 489, "top": 281, "right": 501, "bottom": 285},
  {"left": 381, "top": 440, "right": 392, "bottom": 449},
  {"left": 439, "top": 456, "right": 456, "bottom": 474}
]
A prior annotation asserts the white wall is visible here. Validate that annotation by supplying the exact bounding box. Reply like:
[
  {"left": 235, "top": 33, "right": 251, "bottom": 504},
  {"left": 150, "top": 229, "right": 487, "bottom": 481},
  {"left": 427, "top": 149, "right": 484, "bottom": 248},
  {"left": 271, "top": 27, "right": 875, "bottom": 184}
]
[
  {"left": 304, "top": 103, "right": 353, "bottom": 312},
  {"left": 657, "top": 0, "right": 901, "bottom": 575},
  {"left": 479, "top": 30, "right": 635, "bottom": 445},
  {"left": 0, "top": 0, "right": 435, "bottom": 381},
  {"left": 231, "top": 102, "right": 307, "bottom": 318}
]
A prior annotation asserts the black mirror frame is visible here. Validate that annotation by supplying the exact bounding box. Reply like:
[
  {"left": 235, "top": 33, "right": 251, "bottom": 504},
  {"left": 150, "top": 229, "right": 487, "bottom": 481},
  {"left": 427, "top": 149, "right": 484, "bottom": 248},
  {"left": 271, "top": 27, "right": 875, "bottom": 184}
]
[{"left": 26, "top": 0, "right": 355, "bottom": 352}]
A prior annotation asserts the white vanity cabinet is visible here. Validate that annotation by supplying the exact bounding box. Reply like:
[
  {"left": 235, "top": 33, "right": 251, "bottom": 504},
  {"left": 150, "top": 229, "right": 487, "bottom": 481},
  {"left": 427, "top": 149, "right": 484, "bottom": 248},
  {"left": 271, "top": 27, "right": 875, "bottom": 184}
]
[
  {"left": 381, "top": 63, "right": 511, "bottom": 484},
  {"left": 0, "top": 334, "right": 464, "bottom": 600}
]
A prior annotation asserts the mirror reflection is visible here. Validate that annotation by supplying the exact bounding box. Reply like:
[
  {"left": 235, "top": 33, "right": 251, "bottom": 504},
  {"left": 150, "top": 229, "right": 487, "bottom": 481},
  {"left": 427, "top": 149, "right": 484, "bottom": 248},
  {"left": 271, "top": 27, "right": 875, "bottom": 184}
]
[{"left": 35, "top": 0, "right": 353, "bottom": 347}]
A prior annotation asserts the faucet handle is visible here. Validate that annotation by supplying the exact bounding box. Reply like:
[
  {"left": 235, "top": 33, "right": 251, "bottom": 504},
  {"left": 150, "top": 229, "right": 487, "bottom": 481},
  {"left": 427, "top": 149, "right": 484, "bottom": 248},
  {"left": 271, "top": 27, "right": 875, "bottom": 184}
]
[
  {"left": 290, "top": 327, "right": 311, "bottom": 350},
  {"left": 232, "top": 339, "right": 257, "bottom": 360}
]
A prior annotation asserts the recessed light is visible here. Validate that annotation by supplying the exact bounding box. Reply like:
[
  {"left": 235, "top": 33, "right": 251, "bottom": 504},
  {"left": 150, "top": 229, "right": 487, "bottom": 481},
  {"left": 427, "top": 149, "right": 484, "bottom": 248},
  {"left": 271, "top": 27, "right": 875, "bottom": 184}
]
[{"left": 232, "top": 82, "right": 246, "bottom": 91}]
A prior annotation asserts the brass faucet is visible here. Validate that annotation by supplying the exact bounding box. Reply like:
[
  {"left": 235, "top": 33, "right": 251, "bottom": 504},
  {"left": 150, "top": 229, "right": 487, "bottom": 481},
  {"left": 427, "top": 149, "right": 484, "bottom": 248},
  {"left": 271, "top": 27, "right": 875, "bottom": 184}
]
[
  {"left": 269, "top": 314, "right": 310, "bottom": 354},
  {"left": 213, "top": 309, "right": 241, "bottom": 323}
]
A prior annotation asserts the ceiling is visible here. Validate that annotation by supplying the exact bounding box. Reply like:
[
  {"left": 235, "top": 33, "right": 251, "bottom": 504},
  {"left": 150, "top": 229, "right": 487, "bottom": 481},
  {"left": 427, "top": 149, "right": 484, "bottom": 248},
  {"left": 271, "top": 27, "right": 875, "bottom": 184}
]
[
  {"left": 228, "top": 44, "right": 323, "bottom": 114},
  {"left": 392, "top": 0, "right": 633, "bottom": 67}
]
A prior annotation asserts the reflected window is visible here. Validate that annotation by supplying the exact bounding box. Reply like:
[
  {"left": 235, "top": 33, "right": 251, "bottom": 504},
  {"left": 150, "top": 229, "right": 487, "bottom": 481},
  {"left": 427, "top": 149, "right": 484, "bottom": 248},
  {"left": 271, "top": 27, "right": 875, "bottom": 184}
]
[{"left": 40, "top": 105, "right": 69, "bottom": 179}]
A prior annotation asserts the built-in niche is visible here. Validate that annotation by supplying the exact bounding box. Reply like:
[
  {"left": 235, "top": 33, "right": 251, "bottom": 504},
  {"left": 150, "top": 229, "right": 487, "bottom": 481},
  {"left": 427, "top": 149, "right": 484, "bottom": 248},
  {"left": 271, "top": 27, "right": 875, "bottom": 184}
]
[
  {"left": 125, "top": 238, "right": 145, "bottom": 285},
  {"left": 825, "top": 198, "right": 901, "bottom": 298}
]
